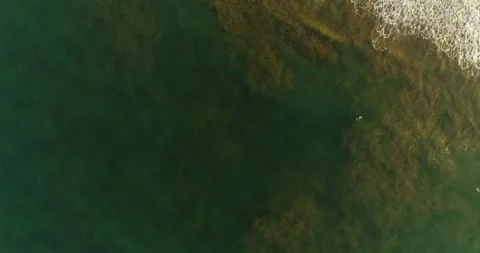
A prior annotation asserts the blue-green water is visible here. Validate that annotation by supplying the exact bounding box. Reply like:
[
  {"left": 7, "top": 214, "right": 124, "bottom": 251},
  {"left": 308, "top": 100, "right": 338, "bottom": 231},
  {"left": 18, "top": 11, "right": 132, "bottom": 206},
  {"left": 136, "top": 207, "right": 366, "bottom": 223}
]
[
  {"left": 2, "top": 1, "right": 480, "bottom": 253},
  {"left": 0, "top": 1, "right": 354, "bottom": 252}
]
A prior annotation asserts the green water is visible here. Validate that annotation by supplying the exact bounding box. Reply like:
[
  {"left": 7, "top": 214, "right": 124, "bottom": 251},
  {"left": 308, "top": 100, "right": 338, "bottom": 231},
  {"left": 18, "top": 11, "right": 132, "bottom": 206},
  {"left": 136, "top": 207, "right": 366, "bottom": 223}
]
[
  {"left": 1, "top": 1, "right": 479, "bottom": 253},
  {"left": 0, "top": 1, "right": 354, "bottom": 252}
]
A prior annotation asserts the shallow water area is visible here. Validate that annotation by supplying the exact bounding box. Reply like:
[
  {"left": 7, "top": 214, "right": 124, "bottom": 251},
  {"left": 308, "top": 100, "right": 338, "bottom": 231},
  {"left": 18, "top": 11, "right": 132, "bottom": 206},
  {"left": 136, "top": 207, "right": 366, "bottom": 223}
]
[{"left": 1, "top": 0, "right": 480, "bottom": 253}]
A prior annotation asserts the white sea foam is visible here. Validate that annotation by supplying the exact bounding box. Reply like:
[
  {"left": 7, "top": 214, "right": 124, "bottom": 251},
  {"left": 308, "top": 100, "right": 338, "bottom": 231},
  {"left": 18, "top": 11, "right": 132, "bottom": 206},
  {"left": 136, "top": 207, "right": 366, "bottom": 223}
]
[{"left": 350, "top": 0, "right": 480, "bottom": 76}]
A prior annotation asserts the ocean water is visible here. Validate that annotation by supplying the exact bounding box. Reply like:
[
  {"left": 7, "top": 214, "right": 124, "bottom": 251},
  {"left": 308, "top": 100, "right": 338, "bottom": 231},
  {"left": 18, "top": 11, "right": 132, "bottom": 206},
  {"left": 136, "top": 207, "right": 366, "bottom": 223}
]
[{"left": 1, "top": 1, "right": 479, "bottom": 253}]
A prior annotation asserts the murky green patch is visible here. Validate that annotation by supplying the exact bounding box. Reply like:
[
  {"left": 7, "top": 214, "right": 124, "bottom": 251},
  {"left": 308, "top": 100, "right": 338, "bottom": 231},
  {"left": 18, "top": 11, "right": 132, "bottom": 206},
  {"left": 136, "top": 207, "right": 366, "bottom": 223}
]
[
  {"left": 3, "top": 1, "right": 480, "bottom": 253},
  {"left": 0, "top": 1, "right": 356, "bottom": 252}
]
